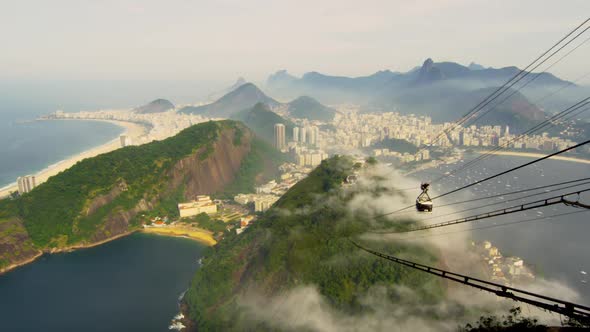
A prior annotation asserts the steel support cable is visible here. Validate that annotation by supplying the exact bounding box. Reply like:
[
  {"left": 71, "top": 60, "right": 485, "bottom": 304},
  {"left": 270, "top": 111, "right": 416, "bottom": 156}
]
[
  {"left": 431, "top": 98, "right": 590, "bottom": 184},
  {"left": 436, "top": 100, "right": 590, "bottom": 182},
  {"left": 426, "top": 24, "right": 590, "bottom": 149},
  {"left": 391, "top": 210, "right": 589, "bottom": 241},
  {"left": 431, "top": 139, "right": 590, "bottom": 201},
  {"left": 423, "top": 18, "right": 590, "bottom": 149},
  {"left": 376, "top": 178, "right": 590, "bottom": 219},
  {"left": 390, "top": 177, "right": 590, "bottom": 216},
  {"left": 425, "top": 31, "right": 590, "bottom": 183},
  {"left": 373, "top": 140, "right": 590, "bottom": 219},
  {"left": 457, "top": 25, "right": 590, "bottom": 131},
  {"left": 349, "top": 239, "right": 590, "bottom": 324},
  {"left": 419, "top": 180, "right": 590, "bottom": 222},
  {"left": 371, "top": 188, "right": 590, "bottom": 234}
]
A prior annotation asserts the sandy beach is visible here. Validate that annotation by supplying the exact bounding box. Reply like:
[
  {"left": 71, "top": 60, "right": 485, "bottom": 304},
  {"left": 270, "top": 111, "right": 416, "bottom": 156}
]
[
  {"left": 0, "top": 119, "right": 148, "bottom": 198},
  {"left": 477, "top": 150, "right": 590, "bottom": 165},
  {"left": 141, "top": 226, "right": 217, "bottom": 246}
]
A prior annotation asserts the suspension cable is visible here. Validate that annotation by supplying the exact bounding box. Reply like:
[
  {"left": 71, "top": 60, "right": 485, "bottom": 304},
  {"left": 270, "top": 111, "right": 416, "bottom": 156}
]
[
  {"left": 372, "top": 188, "right": 590, "bottom": 234},
  {"left": 350, "top": 239, "right": 590, "bottom": 324}
]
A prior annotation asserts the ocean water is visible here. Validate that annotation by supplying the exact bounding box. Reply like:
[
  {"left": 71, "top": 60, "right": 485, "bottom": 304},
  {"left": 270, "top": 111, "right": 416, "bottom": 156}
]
[
  {"left": 0, "top": 233, "right": 205, "bottom": 332},
  {"left": 414, "top": 155, "right": 590, "bottom": 305},
  {"left": 0, "top": 112, "right": 124, "bottom": 188}
]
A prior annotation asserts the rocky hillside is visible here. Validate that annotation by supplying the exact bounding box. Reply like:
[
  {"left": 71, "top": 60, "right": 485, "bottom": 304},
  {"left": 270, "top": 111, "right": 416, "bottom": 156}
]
[{"left": 0, "top": 120, "right": 283, "bottom": 273}]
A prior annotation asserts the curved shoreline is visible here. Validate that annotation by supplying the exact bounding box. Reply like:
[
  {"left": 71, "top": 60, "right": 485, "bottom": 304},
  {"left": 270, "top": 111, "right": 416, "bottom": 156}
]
[
  {"left": 0, "top": 119, "right": 148, "bottom": 199},
  {"left": 0, "top": 227, "right": 216, "bottom": 276},
  {"left": 141, "top": 227, "right": 217, "bottom": 246},
  {"left": 476, "top": 150, "right": 590, "bottom": 164}
]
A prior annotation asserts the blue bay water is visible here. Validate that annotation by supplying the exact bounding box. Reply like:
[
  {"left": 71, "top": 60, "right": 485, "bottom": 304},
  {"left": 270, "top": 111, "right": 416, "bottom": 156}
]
[
  {"left": 0, "top": 233, "right": 204, "bottom": 332},
  {"left": 0, "top": 112, "right": 124, "bottom": 188}
]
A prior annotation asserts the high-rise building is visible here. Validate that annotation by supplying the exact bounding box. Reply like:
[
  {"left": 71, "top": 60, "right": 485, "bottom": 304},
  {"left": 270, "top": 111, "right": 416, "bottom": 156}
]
[
  {"left": 293, "top": 127, "right": 299, "bottom": 142},
  {"left": 504, "top": 126, "right": 510, "bottom": 137},
  {"left": 306, "top": 126, "right": 315, "bottom": 145},
  {"left": 300, "top": 127, "right": 307, "bottom": 144},
  {"left": 120, "top": 135, "right": 132, "bottom": 147},
  {"left": 312, "top": 126, "right": 320, "bottom": 147},
  {"left": 274, "top": 123, "right": 286, "bottom": 150},
  {"left": 17, "top": 175, "right": 36, "bottom": 194}
]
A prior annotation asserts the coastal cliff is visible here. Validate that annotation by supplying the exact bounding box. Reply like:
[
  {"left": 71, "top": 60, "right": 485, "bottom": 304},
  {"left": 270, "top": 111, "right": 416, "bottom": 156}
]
[{"left": 0, "top": 120, "right": 282, "bottom": 274}]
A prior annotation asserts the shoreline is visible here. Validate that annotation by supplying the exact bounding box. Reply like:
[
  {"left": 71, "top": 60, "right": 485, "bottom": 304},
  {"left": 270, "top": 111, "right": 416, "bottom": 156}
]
[
  {"left": 0, "top": 119, "right": 149, "bottom": 199},
  {"left": 0, "top": 230, "right": 137, "bottom": 276},
  {"left": 477, "top": 150, "right": 590, "bottom": 164},
  {"left": 141, "top": 226, "right": 217, "bottom": 246}
]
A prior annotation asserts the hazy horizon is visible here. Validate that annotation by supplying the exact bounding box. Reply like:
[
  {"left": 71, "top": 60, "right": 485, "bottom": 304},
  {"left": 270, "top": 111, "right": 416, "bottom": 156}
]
[{"left": 1, "top": 0, "right": 589, "bottom": 84}]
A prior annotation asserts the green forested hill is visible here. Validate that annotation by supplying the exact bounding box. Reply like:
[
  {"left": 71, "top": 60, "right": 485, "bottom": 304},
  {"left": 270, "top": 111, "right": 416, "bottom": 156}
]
[
  {"left": 232, "top": 102, "right": 295, "bottom": 144},
  {"left": 286, "top": 95, "right": 337, "bottom": 121},
  {"left": 367, "top": 138, "right": 419, "bottom": 154},
  {"left": 184, "top": 156, "right": 444, "bottom": 330},
  {"left": 0, "top": 120, "right": 283, "bottom": 267}
]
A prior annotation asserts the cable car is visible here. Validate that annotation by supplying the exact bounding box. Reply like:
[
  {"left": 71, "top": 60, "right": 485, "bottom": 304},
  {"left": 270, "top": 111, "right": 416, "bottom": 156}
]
[{"left": 416, "top": 183, "right": 433, "bottom": 212}]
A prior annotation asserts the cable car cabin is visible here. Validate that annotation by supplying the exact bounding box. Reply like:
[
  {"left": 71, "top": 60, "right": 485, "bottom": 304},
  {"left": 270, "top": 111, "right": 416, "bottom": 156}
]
[{"left": 416, "top": 183, "right": 433, "bottom": 212}]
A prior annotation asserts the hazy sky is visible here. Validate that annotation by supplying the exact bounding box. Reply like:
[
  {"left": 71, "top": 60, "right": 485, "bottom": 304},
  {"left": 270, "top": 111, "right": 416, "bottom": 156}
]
[{"left": 1, "top": 0, "right": 589, "bottom": 83}]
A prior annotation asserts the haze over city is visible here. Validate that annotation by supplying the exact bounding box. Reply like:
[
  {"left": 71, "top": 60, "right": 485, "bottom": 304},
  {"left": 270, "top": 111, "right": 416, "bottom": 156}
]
[{"left": 1, "top": 2, "right": 590, "bottom": 331}]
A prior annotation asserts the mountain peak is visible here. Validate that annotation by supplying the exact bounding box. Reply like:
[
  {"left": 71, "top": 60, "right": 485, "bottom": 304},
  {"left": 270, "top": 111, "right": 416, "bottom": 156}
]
[
  {"left": 179, "top": 83, "right": 279, "bottom": 118},
  {"left": 468, "top": 62, "right": 486, "bottom": 71},
  {"left": 267, "top": 70, "right": 298, "bottom": 86},
  {"left": 134, "top": 98, "right": 175, "bottom": 114},
  {"left": 416, "top": 58, "right": 443, "bottom": 83}
]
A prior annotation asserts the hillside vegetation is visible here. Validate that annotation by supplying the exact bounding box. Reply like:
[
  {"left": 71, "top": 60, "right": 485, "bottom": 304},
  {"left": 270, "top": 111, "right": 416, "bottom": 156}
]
[
  {"left": 184, "top": 156, "right": 444, "bottom": 330},
  {"left": 0, "top": 120, "right": 283, "bottom": 271},
  {"left": 367, "top": 138, "right": 419, "bottom": 154},
  {"left": 232, "top": 102, "right": 296, "bottom": 144}
]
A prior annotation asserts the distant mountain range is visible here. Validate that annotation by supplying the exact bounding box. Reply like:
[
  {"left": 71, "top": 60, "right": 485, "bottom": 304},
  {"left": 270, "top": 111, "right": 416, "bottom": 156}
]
[
  {"left": 134, "top": 99, "right": 175, "bottom": 114},
  {"left": 179, "top": 83, "right": 280, "bottom": 118},
  {"left": 180, "top": 81, "right": 337, "bottom": 122},
  {"left": 264, "top": 58, "right": 589, "bottom": 129},
  {"left": 267, "top": 58, "right": 570, "bottom": 102},
  {"left": 177, "top": 58, "right": 587, "bottom": 133}
]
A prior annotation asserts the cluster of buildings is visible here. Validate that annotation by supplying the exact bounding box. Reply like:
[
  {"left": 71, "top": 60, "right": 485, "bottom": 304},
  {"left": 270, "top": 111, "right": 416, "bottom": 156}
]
[
  {"left": 328, "top": 112, "right": 442, "bottom": 150},
  {"left": 372, "top": 149, "right": 431, "bottom": 162},
  {"left": 233, "top": 162, "right": 312, "bottom": 212},
  {"left": 454, "top": 125, "right": 576, "bottom": 151},
  {"left": 273, "top": 123, "right": 322, "bottom": 150},
  {"left": 474, "top": 241, "right": 535, "bottom": 285},
  {"left": 177, "top": 195, "right": 218, "bottom": 218}
]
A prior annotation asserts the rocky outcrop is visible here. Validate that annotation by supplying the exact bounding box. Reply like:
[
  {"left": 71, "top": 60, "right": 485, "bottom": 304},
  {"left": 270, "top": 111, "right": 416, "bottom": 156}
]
[
  {"left": 87, "top": 127, "right": 253, "bottom": 243},
  {"left": 0, "top": 218, "right": 42, "bottom": 274},
  {"left": 171, "top": 128, "right": 253, "bottom": 198}
]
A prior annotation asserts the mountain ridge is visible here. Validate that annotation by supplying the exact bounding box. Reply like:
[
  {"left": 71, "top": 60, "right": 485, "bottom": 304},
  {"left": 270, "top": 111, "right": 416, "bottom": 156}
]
[
  {"left": 0, "top": 120, "right": 282, "bottom": 273},
  {"left": 180, "top": 83, "right": 280, "bottom": 118}
]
